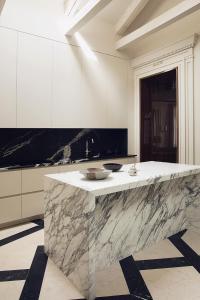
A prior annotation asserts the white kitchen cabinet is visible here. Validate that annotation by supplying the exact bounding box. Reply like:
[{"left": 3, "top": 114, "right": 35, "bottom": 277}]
[
  {"left": 0, "top": 27, "right": 17, "bottom": 127},
  {"left": 52, "top": 42, "right": 83, "bottom": 127},
  {"left": 81, "top": 52, "right": 108, "bottom": 128},
  {"left": 104, "top": 55, "right": 128, "bottom": 128},
  {"left": 0, "top": 196, "right": 21, "bottom": 225},
  {"left": 0, "top": 157, "right": 135, "bottom": 227},
  {"left": 17, "top": 32, "right": 53, "bottom": 127},
  {"left": 0, "top": 170, "right": 21, "bottom": 198},
  {"left": 22, "top": 192, "right": 44, "bottom": 218},
  {"left": 81, "top": 52, "right": 128, "bottom": 128}
]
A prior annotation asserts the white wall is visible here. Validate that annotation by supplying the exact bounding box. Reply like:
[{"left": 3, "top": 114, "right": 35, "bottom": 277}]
[
  {"left": 0, "top": 24, "right": 129, "bottom": 129},
  {"left": 194, "top": 37, "right": 200, "bottom": 165},
  {"left": 0, "top": 0, "right": 126, "bottom": 58}
]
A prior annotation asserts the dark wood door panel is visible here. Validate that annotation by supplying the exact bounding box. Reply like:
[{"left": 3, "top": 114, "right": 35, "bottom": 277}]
[{"left": 140, "top": 69, "right": 178, "bottom": 163}]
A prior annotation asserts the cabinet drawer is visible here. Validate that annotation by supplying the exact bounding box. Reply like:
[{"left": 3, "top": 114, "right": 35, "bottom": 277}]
[
  {"left": 110, "top": 157, "right": 135, "bottom": 164},
  {"left": 0, "top": 171, "right": 21, "bottom": 197},
  {"left": 58, "top": 162, "right": 98, "bottom": 173},
  {"left": 58, "top": 158, "right": 135, "bottom": 173},
  {"left": 22, "top": 192, "right": 44, "bottom": 218},
  {"left": 0, "top": 195, "right": 21, "bottom": 224},
  {"left": 22, "top": 166, "right": 58, "bottom": 193}
]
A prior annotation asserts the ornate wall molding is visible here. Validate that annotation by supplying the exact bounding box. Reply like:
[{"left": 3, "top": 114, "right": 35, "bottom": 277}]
[
  {"left": 129, "top": 34, "right": 197, "bottom": 164},
  {"left": 131, "top": 34, "right": 198, "bottom": 70}
]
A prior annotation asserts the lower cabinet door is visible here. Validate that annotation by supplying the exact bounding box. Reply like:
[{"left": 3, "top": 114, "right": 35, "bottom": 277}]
[
  {"left": 0, "top": 195, "right": 21, "bottom": 225},
  {"left": 22, "top": 192, "right": 44, "bottom": 218},
  {"left": 0, "top": 171, "right": 21, "bottom": 198}
]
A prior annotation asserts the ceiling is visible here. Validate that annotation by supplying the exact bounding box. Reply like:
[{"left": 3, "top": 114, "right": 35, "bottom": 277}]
[
  {"left": 96, "top": 0, "right": 133, "bottom": 24},
  {"left": 2, "top": 0, "right": 199, "bottom": 59},
  {"left": 65, "top": 0, "right": 133, "bottom": 24},
  {"left": 62, "top": 0, "right": 200, "bottom": 58}
]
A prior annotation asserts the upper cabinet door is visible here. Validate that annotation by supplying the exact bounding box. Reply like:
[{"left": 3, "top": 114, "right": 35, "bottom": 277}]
[
  {"left": 52, "top": 42, "right": 83, "bottom": 128},
  {"left": 103, "top": 55, "right": 128, "bottom": 128},
  {"left": 17, "top": 33, "right": 53, "bottom": 128},
  {"left": 0, "top": 28, "right": 17, "bottom": 127},
  {"left": 81, "top": 52, "right": 108, "bottom": 128},
  {"left": 82, "top": 52, "right": 128, "bottom": 128}
]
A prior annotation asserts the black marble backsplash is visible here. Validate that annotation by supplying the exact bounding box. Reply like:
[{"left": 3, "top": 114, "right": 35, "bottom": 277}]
[{"left": 0, "top": 128, "right": 128, "bottom": 168}]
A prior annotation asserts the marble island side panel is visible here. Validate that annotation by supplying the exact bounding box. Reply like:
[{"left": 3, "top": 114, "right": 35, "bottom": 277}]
[
  {"left": 44, "top": 168, "right": 200, "bottom": 299},
  {"left": 185, "top": 174, "right": 200, "bottom": 233},
  {"left": 44, "top": 177, "right": 96, "bottom": 297}
]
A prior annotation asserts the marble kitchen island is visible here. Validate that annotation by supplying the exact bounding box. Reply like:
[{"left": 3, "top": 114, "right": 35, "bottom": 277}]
[{"left": 44, "top": 161, "right": 200, "bottom": 299}]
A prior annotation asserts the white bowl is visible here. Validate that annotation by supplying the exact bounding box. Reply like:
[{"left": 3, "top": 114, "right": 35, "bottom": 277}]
[{"left": 80, "top": 168, "right": 111, "bottom": 180}]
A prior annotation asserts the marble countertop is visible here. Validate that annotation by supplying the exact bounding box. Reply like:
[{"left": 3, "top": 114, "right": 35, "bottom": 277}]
[{"left": 46, "top": 161, "right": 200, "bottom": 196}]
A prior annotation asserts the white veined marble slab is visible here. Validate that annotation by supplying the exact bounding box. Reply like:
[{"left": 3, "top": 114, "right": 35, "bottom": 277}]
[
  {"left": 44, "top": 161, "right": 200, "bottom": 299},
  {"left": 46, "top": 161, "right": 200, "bottom": 196}
]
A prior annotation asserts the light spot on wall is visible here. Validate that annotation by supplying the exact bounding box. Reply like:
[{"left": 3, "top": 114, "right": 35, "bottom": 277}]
[{"left": 74, "top": 32, "right": 98, "bottom": 62}]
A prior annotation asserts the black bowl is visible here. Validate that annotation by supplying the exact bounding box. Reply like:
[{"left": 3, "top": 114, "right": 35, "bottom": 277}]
[{"left": 103, "top": 163, "right": 122, "bottom": 172}]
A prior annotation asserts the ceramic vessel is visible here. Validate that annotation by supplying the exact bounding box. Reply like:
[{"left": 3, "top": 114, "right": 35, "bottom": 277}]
[
  {"left": 103, "top": 163, "right": 122, "bottom": 172},
  {"left": 80, "top": 168, "right": 111, "bottom": 180}
]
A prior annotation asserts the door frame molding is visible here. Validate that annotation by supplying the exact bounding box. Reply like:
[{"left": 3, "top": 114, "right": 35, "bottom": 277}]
[{"left": 129, "top": 34, "right": 197, "bottom": 164}]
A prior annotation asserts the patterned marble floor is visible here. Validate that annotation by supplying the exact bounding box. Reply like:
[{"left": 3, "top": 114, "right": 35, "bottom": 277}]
[{"left": 1, "top": 220, "right": 200, "bottom": 300}]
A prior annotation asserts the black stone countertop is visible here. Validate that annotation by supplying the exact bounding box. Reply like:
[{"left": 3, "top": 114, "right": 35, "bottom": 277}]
[{"left": 0, "top": 155, "right": 137, "bottom": 173}]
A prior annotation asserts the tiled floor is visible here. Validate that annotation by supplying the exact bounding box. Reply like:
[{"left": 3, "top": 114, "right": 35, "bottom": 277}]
[{"left": 0, "top": 220, "right": 200, "bottom": 300}]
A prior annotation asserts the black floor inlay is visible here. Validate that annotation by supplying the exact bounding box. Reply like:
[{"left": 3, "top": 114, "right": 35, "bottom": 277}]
[
  {"left": 32, "top": 219, "right": 44, "bottom": 228},
  {"left": 175, "top": 229, "right": 187, "bottom": 239},
  {"left": 0, "top": 269, "right": 29, "bottom": 282},
  {"left": 19, "top": 246, "right": 48, "bottom": 300},
  {"left": 0, "top": 225, "right": 43, "bottom": 247},
  {"left": 97, "top": 295, "right": 142, "bottom": 299},
  {"left": 76, "top": 296, "right": 148, "bottom": 299},
  {"left": 120, "top": 256, "right": 153, "bottom": 300},
  {"left": 1, "top": 222, "right": 200, "bottom": 300},
  {"left": 169, "top": 232, "right": 200, "bottom": 273},
  {"left": 136, "top": 256, "right": 191, "bottom": 270}
]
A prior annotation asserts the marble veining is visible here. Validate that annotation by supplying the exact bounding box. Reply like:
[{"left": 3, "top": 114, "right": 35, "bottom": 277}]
[
  {"left": 0, "top": 128, "right": 127, "bottom": 169},
  {"left": 44, "top": 162, "right": 200, "bottom": 299},
  {"left": 184, "top": 174, "right": 200, "bottom": 233}
]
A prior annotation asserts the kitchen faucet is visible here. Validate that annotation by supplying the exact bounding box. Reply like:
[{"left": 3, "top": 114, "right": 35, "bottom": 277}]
[{"left": 85, "top": 138, "right": 94, "bottom": 158}]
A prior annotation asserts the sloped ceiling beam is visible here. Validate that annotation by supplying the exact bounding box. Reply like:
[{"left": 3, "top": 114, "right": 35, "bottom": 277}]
[
  {"left": 66, "top": 0, "right": 112, "bottom": 36},
  {"left": 116, "top": 0, "right": 200, "bottom": 50},
  {"left": 116, "top": 0, "right": 149, "bottom": 35},
  {"left": 0, "top": 0, "right": 6, "bottom": 14},
  {"left": 64, "top": 0, "right": 80, "bottom": 16}
]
